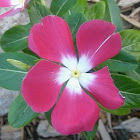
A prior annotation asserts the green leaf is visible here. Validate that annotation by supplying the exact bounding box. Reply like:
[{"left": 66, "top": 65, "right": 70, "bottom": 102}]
[
  {"left": 45, "top": 108, "right": 53, "bottom": 125},
  {"left": 66, "top": 12, "right": 86, "bottom": 40},
  {"left": 8, "top": 94, "right": 39, "bottom": 127},
  {"left": 120, "top": 29, "right": 140, "bottom": 60},
  {"left": 104, "top": 0, "right": 123, "bottom": 32},
  {"left": 69, "top": 0, "right": 88, "bottom": 14},
  {"left": 63, "top": 0, "right": 88, "bottom": 19},
  {"left": 112, "top": 74, "right": 140, "bottom": 108},
  {"left": 22, "top": 48, "right": 40, "bottom": 58},
  {"left": 83, "top": 122, "right": 98, "bottom": 140},
  {"left": 126, "top": 70, "right": 140, "bottom": 83},
  {"left": 121, "top": 91, "right": 140, "bottom": 109},
  {"left": 88, "top": 1, "right": 106, "bottom": 20},
  {"left": 0, "top": 24, "right": 30, "bottom": 52},
  {"left": 0, "top": 53, "right": 37, "bottom": 91},
  {"left": 100, "top": 105, "right": 130, "bottom": 115},
  {"left": 136, "top": 64, "right": 140, "bottom": 74},
  {"left": 50, "top": 0, "right": 77, "bottom": 16},
  {"left": 28, "top": 0, "right": 52, "bottom": 25},
  {"left": 97, "top": 51, "right": 138, "bottom": 72}
]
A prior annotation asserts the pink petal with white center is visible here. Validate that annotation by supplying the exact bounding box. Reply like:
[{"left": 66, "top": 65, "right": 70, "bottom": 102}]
[
  {"left": 51, "top": 85, "right": 99, "bottom": 135},
  {"left": 76, "top": 20, "right": 122, "bottom": 68},
  {"left": 79, "top": 67, "right": 125, "bottom": 110},
  {"left": 28, "top": 16, "right": 76, "bottom": 63},
  {"left": 0, "top": 0, "right": 20, "bottom": 7},
  {"left": 21, "top": 60, "right": 62, "bottom": 113},
  {"left": 0, "top": 8, "right": 22, "bottom": 20}
]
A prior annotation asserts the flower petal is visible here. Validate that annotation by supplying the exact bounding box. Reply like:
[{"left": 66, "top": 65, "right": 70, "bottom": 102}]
[
  {"left": 24, "top": 0, "right": 30, "bottom": 9},
  {"left": 0, "top": 8, "right": 22, "bottom": 20},
  {"left": 51, "top": 80, "right": 99, "bottom": 135},
  {"left": 76, "top": 20, "right": 121, "bottom": 68},
  {"left": 79, "top": 67, "right": 125, "bottom": 110},
  {"left": 0, "top": 0, "right": 20, "bottom": 7},
  {"left": 28, "top": 16, "right": 76, "bottom": 63},
  {"left": 21, "top": 60, "right": 63, "bottom": 113}
]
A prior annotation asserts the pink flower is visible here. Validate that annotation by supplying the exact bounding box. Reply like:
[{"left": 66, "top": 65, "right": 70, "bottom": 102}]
[
  {"left": 21, "top": 16, "right": 125, "bottom": 135},
  {"left": 0, "top": 0, "right": 30, "bottom": 20}
]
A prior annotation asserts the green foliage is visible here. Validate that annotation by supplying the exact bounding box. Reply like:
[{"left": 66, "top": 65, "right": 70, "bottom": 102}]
[
  {"left": 101, "top": 74, "right": 140, "bottom": 114},
  {"left": 63, "top": 0, "right": 88, "bottom": 20},
  {"left": 1, "top": 0, "right": 140, "bottom": 137},
  {"left": 1, "top": 24, "right": 30, "bottom": 52},
  {"left": 97, "top": 51, "right": 138, "bottom": 72},
  {"left": 66, "top": 12, "right": 86, "bottom": 40},
  {"left": 45, "top": 108, "right": 53, "bottom": 125},
  {"left": 100, "top": 106, "right": 130, "bottom": 115},
  {"left": 0, "top": 53, "right": 37, "bottom": 90},
  {"left": 120, "top": 29, "right": 140, "bottom": 86},
  {"left": 28, "top": 0, "right": 52, "bottom": 25},
  {"left": 120, "top": 29, "right": 140, "bottom": 60},
  {"left": 112, "top": 74, "right": 140, "bottom": 109},
  {"left": 103, "top": 0, "right": 123, "bottom": 32},
  {"left": 50, "top": 0, "right": 77, "bottom": 16},
  {"left": 8, "top": 94, "right": 39, "bottom": 127},
  {"left": 83, "top": 122, "right": 98, "bottom": 140},
  {"left": 69, "top": 0, "right": 88, "bottom": 15},
  {"left": 126, "top": 70, "right": 140, "bottom": 83},
  {"left": 88, "top": 1, "right": 106, "bottom": 20}
]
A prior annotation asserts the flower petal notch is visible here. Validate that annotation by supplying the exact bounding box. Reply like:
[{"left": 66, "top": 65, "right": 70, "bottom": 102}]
[
  {"left": 22, "top": 15, "right": 125, "bottom": 135},
  {"left": 0, "top": 0, "right": 30, "bottom": 20},
  {"left": 76, "top": 20, "right": 122, "bottom": 68},
  {"left": 29, "top": 15, "right": 76, "bottom": 63}
]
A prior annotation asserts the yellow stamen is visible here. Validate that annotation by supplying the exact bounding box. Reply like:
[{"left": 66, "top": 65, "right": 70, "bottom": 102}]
[
  {"left": 71, "top": 70, "right": 80, "bottom": 78},
  {"left": 20, "top": 0, "right": 25, "bottom": 4}
]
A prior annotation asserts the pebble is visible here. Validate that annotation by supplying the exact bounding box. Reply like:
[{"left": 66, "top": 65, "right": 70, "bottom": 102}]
[
  {"left": 113, "top": 117, "right": 140, "bottom": 133},
  {"left": 0, "top": 87, "right": 19, "bottom": 116},
  {"left": 37, "top": 120, "right": 61, "bottom": 138},
  {"left": 1, "top": 125, "right": 22, "bottom": 140}
]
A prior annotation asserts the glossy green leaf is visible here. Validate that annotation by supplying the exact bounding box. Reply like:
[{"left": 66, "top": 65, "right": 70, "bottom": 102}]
[
  {"left": 69, "top": 0, "right": 88, "bottom": 14},
  {"left": 0, "top": 53, "right": 37, "bottom": 90},
  {"left": 83, "top": 122, "right": 98, "bottom": 140},
  {"left": 112, "top": 74, "right": 140, "bottom": 108},
  {"left": 50, "top": 0, "right": 77, "bottom": 16},
  {"left": 88, "top": 1, "right": 106, "bottom": 20},
  {"left": 28, "top": 0, "right": 52, "bottom": 25},
  {"left": 104, "top": 0, "right": 123, "bottom": 32},
  {"left": 45, "top": 108, "right": 53, "bottom": 125},
  {"left": 120, "top": 29, "right": 140, "bottom": 60},
  {"left": 8, "top": 94, "right": 39, "bottom": 127},
  {"left": 63, "top": 0, "right": 88, "bottom": 20},
  {"left": 0, "top": 24, "right": 30, "bottom": 52},
  {"left": 128, "top": 65, "right": 140, "bottom": 83},
  {"left": 66, "top": 12, "right": 86, "bottom": 39},
  {"left": 121, "top": 91, "right": 140, "bottom": 109},
  {"left": 97, "top": 51, "right": 138, "bottom": 72},
  {"left": 126, "top": 70, "right": 140, "bottom": 83},
  {"left": 136, "top": 64, "right": 140, "bottom": 74},
  {"left": 100, "top": 105, "right": 130, "bottom": 115},
  {"left": 23, "top": 48, "right": 40, "bottom": 58}
]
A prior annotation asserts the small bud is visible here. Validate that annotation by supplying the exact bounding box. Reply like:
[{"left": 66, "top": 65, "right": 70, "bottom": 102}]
[{"left": 7, "top": 59, "right": 32, "bottom": 71}]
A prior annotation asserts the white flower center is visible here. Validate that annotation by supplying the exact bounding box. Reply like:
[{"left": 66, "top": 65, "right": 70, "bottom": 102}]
[
  {"left": 56, "top": 55, "right": 96, "bottom": 95},
  {"left": 20, "top": 0, "right": 25, "bottom": 3},
  {"left": 13, "top": 0, "right": 25, "bottom": 9}
]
